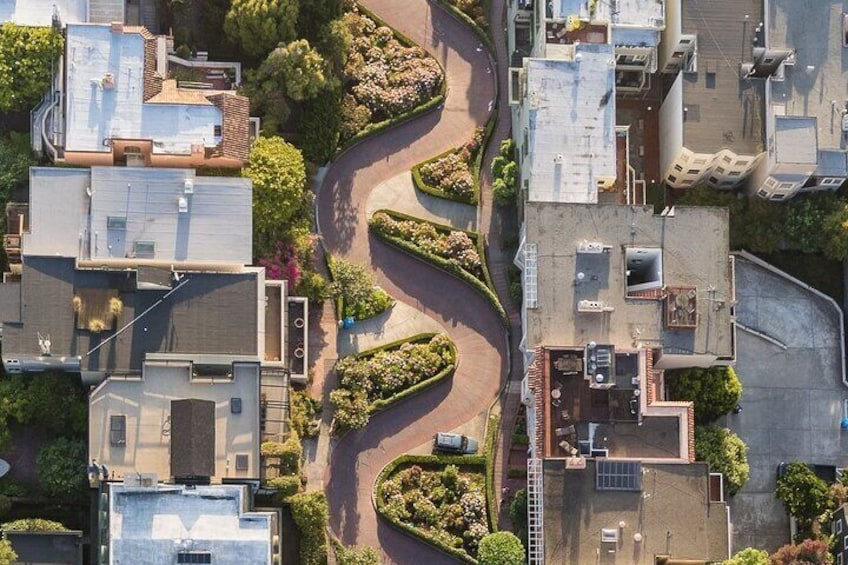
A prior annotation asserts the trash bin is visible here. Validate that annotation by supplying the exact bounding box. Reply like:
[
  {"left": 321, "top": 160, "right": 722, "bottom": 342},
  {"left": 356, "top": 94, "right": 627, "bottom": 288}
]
[{"left": 343, "top": 316, "right": 355, "bottom": 329}]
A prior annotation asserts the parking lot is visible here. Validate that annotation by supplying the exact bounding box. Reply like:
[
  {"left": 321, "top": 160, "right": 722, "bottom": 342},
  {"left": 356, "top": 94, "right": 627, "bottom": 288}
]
[{"left": 728, "top": 255, "right": 848, "bottom": 552}]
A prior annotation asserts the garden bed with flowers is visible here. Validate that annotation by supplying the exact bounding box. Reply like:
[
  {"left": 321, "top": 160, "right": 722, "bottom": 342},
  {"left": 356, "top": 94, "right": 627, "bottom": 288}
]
[
  {"left": 368, "top": 210, "right": 506, "bottom": 324},
  {"left": 375, "top": 455, "right": 492, "bottom": 563},
  {"left": 330, "top": 333, "right": 457, "bottom": 431},
  {"left": 337, "top": 5, "right": 446, "bottom": 154},
  {"left": 412, "top": 128, "right": 484, "bottom": 205}
]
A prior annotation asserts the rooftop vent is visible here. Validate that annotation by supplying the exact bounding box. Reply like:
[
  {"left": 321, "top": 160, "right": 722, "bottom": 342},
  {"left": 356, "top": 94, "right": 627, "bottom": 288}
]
[
  {"left": 178, "top": 197, "right": 188, "bottom": 213},
  {"left": 554, "top": 153, "right": 564, "bottom": 164},
  {"left": 184, "top": 179, "right": 194, "bottom": 194},
  {"left": 601, "top": 528, "right": 619, "bottom": 543}
]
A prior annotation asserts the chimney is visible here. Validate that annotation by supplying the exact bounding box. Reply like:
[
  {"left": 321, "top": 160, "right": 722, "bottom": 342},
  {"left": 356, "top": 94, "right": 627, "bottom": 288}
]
[{"left": 110, "top": 22, "right": 123, "bottom": 34}]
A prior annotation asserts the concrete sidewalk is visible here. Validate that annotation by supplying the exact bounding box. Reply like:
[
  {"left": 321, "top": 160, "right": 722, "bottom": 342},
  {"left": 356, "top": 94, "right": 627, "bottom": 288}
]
[
  {"left": 365, "top": 172, "right": 478, "bottom": 230},
  {"left": 337, "top": 300, "right": 445, "bottom": 358}
]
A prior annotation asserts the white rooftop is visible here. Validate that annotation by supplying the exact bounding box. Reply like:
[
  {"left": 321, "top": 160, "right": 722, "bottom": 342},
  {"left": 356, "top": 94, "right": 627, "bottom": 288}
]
[
  {"left": 109, "top": 484, "right": 273, "bottom": 565},
  {"left": 774, "top": 116, "right": 818, "bottom": 165},
  {"left": 25, "top": 166, "right": 253, "bottom": 264},
  {"left": 554, "top": 0, "right": 664, "bottom": 29},
  {"left": 64, "top": 23, "right": 223, "bottom": 154},
  {"left": 525, "top": 44, "right": 617, "bottom": 203},
  {"left": 0, "top": 0, "right": 87, "bottom": 26}
]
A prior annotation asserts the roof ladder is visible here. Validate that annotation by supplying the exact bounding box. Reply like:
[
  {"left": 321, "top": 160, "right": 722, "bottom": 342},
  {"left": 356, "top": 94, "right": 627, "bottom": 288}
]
[{"left": 527, "top": 458, "right": 545, "bottom": 564}]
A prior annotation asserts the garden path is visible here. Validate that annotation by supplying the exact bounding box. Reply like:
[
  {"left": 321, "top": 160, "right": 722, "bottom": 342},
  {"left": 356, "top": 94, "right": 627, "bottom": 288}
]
[
  {"left": 337, "top": 301, "right": 445, "bottom": 358},
  {"left": 315, "top": 0, "right": 513, "bottom": 561},
  {"left": 364, "top": 172, "right": 478, "bottom": 231}
]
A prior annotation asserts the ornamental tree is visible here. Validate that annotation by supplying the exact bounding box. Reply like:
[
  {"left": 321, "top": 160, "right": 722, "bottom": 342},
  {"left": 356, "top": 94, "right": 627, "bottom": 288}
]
[
  {"left": 695, "top": 426, "right": 750, "bottom": 495},
  {"left": 0, "top": 24, "right": 63, "bottom": 112},
  {"left": 35, "top": 438, "right": 87, "bottom": 498},
  {"left": 769, "top": 539, "right": 830, "bottom": 565},
  {"left": 224, "top": 0, "right": 299, "bottom": 58},
  {"left": 2, "top": 518, "right": 68, "bottom": 532},
  {"left": 478, "top": 532, "right": 525, "bottom": 565},
  {"left": 244, "top": 137, "right": 308, "bottom": 238},
  {"left": 0, "top": 538, "right": 16, "bottom": 564},
  {"left": 722, "top": 547, "right": 768, "bottom": 565},
  {"left": 666, "top": 365, "right": 742, "bottom": 424},
  {"left": 262, "top": 40, "right": 328, "bottom": 101},
  {"left": 290, "top": 492, "right": 328, "bottom": 565},
  {"left": 334, "top": 544, "right": 379, "bottom": 565},
  {"left": 775, "top": 462, "right": 831, "bottom": 538}
]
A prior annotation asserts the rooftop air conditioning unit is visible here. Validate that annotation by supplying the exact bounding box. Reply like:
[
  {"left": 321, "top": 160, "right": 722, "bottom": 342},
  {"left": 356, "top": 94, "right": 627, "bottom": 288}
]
[
  {"left": 184, "top": 179, "right": 194, "bottom": 194},
  {"left": 554, "top": 154, "right": 564, "bottom": 164},
  {"left": 178, "top": 197, "right": 188, "bottom": 213}
]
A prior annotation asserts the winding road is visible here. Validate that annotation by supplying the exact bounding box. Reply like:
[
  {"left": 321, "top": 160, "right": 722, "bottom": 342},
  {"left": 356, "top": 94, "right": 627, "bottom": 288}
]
[{"left": 316, "top": 0, "right": 513, "bottom": 562}]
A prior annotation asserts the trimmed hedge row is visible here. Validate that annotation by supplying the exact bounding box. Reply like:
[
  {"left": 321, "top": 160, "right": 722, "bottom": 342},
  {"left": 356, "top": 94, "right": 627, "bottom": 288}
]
[
  {"left": 368, "top": 209, "right": 507, "bottom": 325},
  {"left": 411, "top": 146, "right": 479, "bottom": 205},
  {"left": 374, "top": 454, "right": 489, "bottom": 564},
  {"left": 334, "top": 4, "right": 448, "bottom": 159},
  {"left": 484, "top": 414, "right": 499, "bottom": 533},
  {"left": 431, "top": 0, "right": 495, "bottom": 54},
  {"left": 349, "top": 332, "right": 460, "bottom": 415}
]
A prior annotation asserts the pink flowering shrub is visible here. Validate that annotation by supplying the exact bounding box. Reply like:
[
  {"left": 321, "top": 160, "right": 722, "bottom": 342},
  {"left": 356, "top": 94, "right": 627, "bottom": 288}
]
[
  {"left": 370, "top": 213, "right": 483, "bottom": 277},
  {"left": 258, "top": 242, "right": 301, "bottom": 287},
  {"left": 419, "top": 128, "right": 484, "bottom": 199},
  {"left": 340, "top": 9, "right": 444, "bottom": 140}
]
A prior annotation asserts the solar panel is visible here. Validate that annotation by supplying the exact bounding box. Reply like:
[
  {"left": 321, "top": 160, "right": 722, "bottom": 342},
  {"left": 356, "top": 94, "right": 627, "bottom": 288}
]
[{"left": 596, "top": 460, "right": 642, "bottom": 491}]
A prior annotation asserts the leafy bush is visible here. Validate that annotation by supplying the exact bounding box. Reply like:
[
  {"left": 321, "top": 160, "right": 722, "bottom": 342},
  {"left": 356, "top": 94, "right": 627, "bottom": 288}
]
[
  {"left": 490, "top": 140, "right": 518, "bottom": 206},
  {"left": 478, "top": 531, "right": 525, "bottom": 565},
  {"left": 299, "top": 85, "right": 343, "bottom": 164},
  {"left": 695, "top": 426, "right": 749, "bottom": 495},
  {"left": 2, "top": 518, "right": 67, "bottom": 532},
  {"left": 267, "top": 475, "right": 301, "bottom": 500},
  {"left": 331, "top": 334, "right": 455, "bottom": 430},
  {"left": 0, "top": 24, "right": 64, "bottom": 112},
  {"left": 666, "top": 365, "right": 742, "bottom": 424},
  {"left": 224, "top": 0, "right": 299, "bottom": 58},
  {"left": 723, "top": 547, "right": 769, "bottom": 565},
  {"left": 0, "top": 133, "right": 35, "bottom": 204},
  {"left": 769, "top": 539, "right": 830, "bottom": 565},
  {"left": 290, "top": 492, "right": 329, "bottom": 565},
  {"left": 328, "top": 257, "right": 394, "bottom": 320},
  {"left": 339, "top": 9, "right": 443, "bottom": 143},
  {"left": 0, "top": 537, "right": 15, "bottom": 562},
  {"left": 333, "top": 542, "right": 380, "bottom": 565},
  {"left": 290, "top": 390, "right": 322, "bottom": 438},
  {"left": 775, "top": 462, "right": 832, "bottom": 540},
  {"left": 377, "top": 461, "right": 489, "bottom": 560},
  {"left": 244, "top": 137, "right": 309, "bottom": 242},
  {"left": 508, "top": 489, "right": 528, "bottom": 546},
  {"left": 259, "top": 40, "right": 329, "bottom": 102},
  {"left": 35, "top": 438, "right": 87, "bottom": 499}
]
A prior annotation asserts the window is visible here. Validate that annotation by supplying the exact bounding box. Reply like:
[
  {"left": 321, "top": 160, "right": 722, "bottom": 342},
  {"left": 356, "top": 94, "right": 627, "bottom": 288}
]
[
  {"left": 686, "top": 169, "right": 699, "bottom": 174},
  {"left": 708, "top": 176, "right": 719, "bottom": 184},
  {"left": 673, "top": 164, "right": 683, "bottom": 172},
  {"left": 822, "top": 177, "right": 844, "bottom": 186},
  {"left": 107, "top": 216, "right": 127, "bottom": 230},
  {"left": 722, "top": 155, "right": 732, "bottom": 164},
  {"left": 235, "top": 454, "right": 249, "bottom": 471},
  {"left": 715, "top": 166, "right": 726, "bottom": 174},
  {"left": 837, "top": 519, "right": 843, "bottom": 535},
  {"left": 764, "top": 58, "right": 774, "bottom": 65},
  {"left": 778, "top": 182, "right": 795, "bottom": 190},
  {"left": 728, "top": 170, "right": 741, "bottom": 176},
  {"left": 757, "top": 189, "right": 769, "bottom": 198},
  {"left": 522, "top": 128, "right": 528, "bottom": 157},
  {"left": 133, "top": 241, "right": 155, "bottom": 259},
  {"left": 110, "top": 415, "right": 126, "bottom": 446},
  {"left": 770, "top": 193, "right": 785, "bottom": 201},
  {"left": 843, "top": 535, "right": 848, "bottom": 550},
  {"left": 667, "top": 174, "right": 678, "bottom": 183},
  {"left": 230, "top": 397, "right": 242, "bottom": 414},
  {"left": 838, "top": 553, "right": 843, "bottom": 565},
  {"left": 682, "top": 179, "right": 694, "bottom": 186},
  {"left": 177, "top": 553, "right": 212, "bottom": 564},
  {"left": 213, "top": 125, "right": 222, "bottom": 137}
]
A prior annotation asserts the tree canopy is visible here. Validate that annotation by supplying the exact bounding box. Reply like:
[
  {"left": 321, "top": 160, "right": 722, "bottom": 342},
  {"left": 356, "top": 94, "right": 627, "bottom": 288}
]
[
  {"left": 244, "top": 136, "right": 308, "bottom": 240},
  {"left": 267, "top": 40, "right": 328, "bottom": 101},
  {"left": 723, "top": 547, "right": 768, "bottom": 565},
  {"left": 2, "top": 518, "right": 68, "bottom": 532},
  {"left": 0, "top": 24, "right": 63, "bottom": 113},
  {"left": 224, "top": 0, "right": 299, "bottom": 58},
  {"left": 769, "top": 539, "right": 830, "bottom": 565},
  {"left": 775, "top": 462, "right": 832, "bottom": 539},
  {"left": 695, "top": 426, "right": 750, "bottom": 495},
  {"left": 666, "top": 365, "right": 742, "bottom": 424},
  {"left": 0, "top": 538, "right": 15, "bottom": 564},
  {"left": 477, "top": 532, "right": 525, "bottom": 565},
  {"left": 35, "top": 437, "right": 87, "bottom": 498}
]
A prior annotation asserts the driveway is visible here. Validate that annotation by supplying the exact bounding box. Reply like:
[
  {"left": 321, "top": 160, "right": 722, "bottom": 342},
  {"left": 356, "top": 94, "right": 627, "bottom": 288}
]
[{"left": 729, "top": 254, "right": 848, "bottom": 553}]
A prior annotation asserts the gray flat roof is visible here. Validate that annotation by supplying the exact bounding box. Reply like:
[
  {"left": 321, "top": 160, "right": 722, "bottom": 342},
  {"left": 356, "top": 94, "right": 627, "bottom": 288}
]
[
  {"left": 525, "top": 45, "right": 617, "bottom": 203},
  {"left": 2, "top": 257, "right": 259, "bottom": 373},
  {"left": 681, "top": 0, "right": 764, "bottom": 155},
  {"left": 0, "top": 0, "right": 87, "bottom": 26},
  {"left": 7, "top": 531, "right": 82, "bottom": 564},
  {"left": 554, "top": 0, "right": 663, "bottom": 31},
  {"left": 109, "top": 484, "right": 273, "bottom": 564},
  {"left": 767, "top": 1, "right": 848, "bottom": 152},
  {"left": 523, "top": 203, "right": 734, "bottom": 357},
  {"left": 543, "top": 459, "right": 729, "bottom": 564},
  {"left": 775, "top": 116, "right": 817, "bottom": 164},
  {"left": 25, "top": 167, "right": 252, "bottom": 264},
  {"left": 64, "top": 24, "right": 222, "bottom": 154}
]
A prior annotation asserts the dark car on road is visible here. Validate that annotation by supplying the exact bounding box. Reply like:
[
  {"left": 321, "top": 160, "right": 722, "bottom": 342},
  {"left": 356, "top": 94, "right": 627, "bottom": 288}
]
[{"left": 433, "top": 433, "right": 479, "bottom": 454}]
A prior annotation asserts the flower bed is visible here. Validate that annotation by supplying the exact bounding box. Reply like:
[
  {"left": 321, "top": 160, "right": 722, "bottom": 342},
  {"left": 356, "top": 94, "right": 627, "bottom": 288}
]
[
  {"left": 368, "top": 210, "right": 506, "bottom": 324},
  {"left": 338, "top": 6, "right": 445, "bottom": 150},
  {"left": 413, "top": 128, "right": 484, "bottom": 204},
  {"left": 375, "top": 455, "right": 491, "bottom": 562},
  {"left": 331, "top": 333, "right": 457, "bottom": 430}
]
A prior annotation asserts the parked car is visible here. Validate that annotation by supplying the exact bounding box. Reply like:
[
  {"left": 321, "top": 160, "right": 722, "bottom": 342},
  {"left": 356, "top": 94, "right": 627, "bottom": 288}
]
[{"left": 433, "top": 432, "right": 478, "bottom": 454}]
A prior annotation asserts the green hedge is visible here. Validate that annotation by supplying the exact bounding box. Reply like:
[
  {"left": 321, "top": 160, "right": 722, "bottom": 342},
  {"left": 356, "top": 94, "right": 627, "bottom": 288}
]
[
  {"left": 374, "top": 454, "right": 489, "bottom": 564},
  {"left": 484, "top": 414, "right": 499, "bottom": 533},
  {"left": 430, "top": 0, "right": 494, "bottom": 54},
  {"left": 334, "top": 5, "right": 448, "bottom": 158},
  {"left": 323, "top": 252, "right": 344, "bottom": 322},
  {"left": 411, "top": 147, "right": 479, "bottom": 205},
  {"left": 368, "top": 209, "right": 507, "bottom": 324},
  {"left": 349, "top": 332, "right": 460, "bottom": 415}
]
